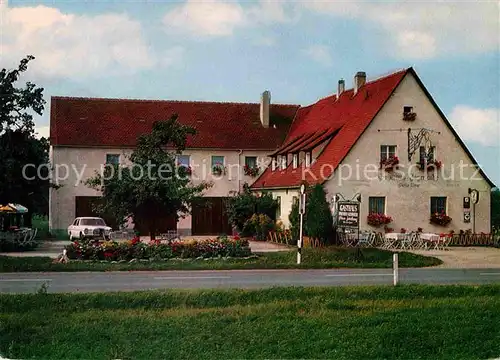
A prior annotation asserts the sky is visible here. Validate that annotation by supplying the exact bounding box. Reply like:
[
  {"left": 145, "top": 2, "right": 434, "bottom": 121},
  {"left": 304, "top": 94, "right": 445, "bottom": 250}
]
[{"left": 1, "top": 0, "right": 499, "bottom": 186}]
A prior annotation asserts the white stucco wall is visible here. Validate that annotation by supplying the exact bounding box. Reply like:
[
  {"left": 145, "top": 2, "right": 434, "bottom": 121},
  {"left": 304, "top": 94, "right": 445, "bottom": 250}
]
[
  {"left": 324, "top": 72, "right": 491, "bottom": 233},
  {"left": 49, "top": 147, "right": 271, "bottom": 234}
]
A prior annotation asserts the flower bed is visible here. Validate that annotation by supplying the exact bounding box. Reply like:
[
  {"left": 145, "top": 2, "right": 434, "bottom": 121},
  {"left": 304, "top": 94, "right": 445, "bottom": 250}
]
[{"left": 64, "top": 236, "right": 251, "bottom": 261}]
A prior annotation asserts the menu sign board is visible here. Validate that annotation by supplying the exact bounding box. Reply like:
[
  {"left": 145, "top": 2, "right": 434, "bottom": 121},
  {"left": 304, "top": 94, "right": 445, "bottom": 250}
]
[{"left": 337, "top": 201, "right": 360, "bottom": 228}]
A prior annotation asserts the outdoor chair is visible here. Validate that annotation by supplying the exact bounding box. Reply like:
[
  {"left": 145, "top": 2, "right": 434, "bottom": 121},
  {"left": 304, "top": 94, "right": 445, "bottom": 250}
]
[{"left": 400, "top": 233, "right": 413, "bottom": 250}]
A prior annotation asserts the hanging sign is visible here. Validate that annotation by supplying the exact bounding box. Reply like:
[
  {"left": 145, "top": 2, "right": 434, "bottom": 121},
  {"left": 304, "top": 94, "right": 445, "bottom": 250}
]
[{"left": 336, "top": 201, "right": 360, "bottom": 228}]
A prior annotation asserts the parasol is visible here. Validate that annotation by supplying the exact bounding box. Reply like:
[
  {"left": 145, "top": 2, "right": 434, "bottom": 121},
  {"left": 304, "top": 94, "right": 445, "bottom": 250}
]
[{"left": 8, "top": 204, "right": 28, "bottom": 213}]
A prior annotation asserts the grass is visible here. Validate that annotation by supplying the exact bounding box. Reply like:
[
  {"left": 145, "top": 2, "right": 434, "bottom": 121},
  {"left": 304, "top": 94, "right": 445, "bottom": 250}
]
[
  {"left": 0, "top": 247, "right": 442, "bottom": 272},
  {"left": 1, "top": 285, "right": 499, "bottom": 359}
]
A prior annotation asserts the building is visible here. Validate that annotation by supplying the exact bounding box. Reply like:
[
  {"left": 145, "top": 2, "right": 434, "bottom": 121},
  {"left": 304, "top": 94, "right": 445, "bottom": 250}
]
[
  {"left": 251, "top": 68, "right": 494, "bottom": 233},
  {"left": 48, "top": 93, "right": 299, "bottom": 237}
]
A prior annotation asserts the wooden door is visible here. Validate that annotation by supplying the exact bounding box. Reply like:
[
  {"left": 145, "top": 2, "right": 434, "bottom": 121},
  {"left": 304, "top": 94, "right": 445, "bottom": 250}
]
[{"left": 191, "top": 197, "right": 232, "bottom": 235}]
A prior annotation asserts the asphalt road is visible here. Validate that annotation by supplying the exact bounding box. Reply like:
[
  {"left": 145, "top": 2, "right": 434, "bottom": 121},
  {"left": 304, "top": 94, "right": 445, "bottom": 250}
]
[{"left": 1, "top": 268, "right": 500, "bottom": 293}]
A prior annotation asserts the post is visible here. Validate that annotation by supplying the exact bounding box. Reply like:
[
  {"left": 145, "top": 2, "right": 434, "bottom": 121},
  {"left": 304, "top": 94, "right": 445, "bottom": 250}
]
[
  {"left": 298, "top": 211, "right": 303, "bottom": 264},
  {"left": 393, "top": 253, "right": 399, "bottom": 286},
  {"left": 472, "top": 202, "right": 476, "bottom": 234},
  {"left": 298, "top": 183, "right": 306, "bottom": 265}
]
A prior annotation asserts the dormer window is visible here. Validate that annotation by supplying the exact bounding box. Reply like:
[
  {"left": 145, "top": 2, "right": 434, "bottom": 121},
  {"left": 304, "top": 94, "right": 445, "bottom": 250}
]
[
  {"left": 292, "top": 153, "right": 298, "bottom": 168},
  {"left": 271, "top": 156, "right": 277, "bottom": 171},
  {"left": 281, "top": 155, "right": 287, "bottom": 170},
  {"left": 305, "top": 152, "right": 311, "bottom": 167},
  {"left": 403, "top": 106, "right": 416, "bottom": 121}
]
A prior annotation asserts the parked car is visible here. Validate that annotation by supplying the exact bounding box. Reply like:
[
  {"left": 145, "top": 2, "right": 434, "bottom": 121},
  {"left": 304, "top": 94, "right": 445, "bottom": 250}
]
[{"left": 68, "top": 217, "right": 112, "bottom": 240}]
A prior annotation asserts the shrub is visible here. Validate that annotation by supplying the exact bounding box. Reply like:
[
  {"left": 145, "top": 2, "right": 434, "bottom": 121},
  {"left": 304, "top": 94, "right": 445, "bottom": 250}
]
[
  {"left": 244, "top": 214, "right": 274, "bottom": 241},
  {"left": 226, "top": 184, "right": 278, "bottom": 235},
  {"left": 64, "top": 237, "right": 251, "bottom": 261},
  {"left": 289, "top": 200, "right": 299, "bottom": 242},
  {"left": 304, "top": 184, "right": 334, "bottom": 244}
]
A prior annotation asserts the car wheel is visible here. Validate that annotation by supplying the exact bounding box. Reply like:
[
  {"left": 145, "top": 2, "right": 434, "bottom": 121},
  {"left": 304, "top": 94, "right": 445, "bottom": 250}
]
[
  {"left": 79, "top": 232, "right": 83, "bottom": 240},
  {"left": 69, "top": 232, "right": 74, "bottom": 241}
]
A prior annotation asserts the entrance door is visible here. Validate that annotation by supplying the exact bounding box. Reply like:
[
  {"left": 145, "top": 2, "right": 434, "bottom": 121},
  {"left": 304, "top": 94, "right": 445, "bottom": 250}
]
[{"left": 191, "top": 197, "right": 232, "bottom": 235}]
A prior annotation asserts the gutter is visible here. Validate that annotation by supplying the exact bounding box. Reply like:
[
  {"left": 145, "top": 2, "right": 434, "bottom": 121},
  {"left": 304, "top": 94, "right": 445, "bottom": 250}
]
[{"left": 238, "top": 149, "right": 243, "bottom": 193}]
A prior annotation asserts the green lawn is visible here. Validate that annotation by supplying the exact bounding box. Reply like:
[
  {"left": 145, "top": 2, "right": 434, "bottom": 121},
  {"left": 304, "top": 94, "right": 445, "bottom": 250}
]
[
  {"left": 0, "top": 247, "right": 442, "bottom": 272},
  {"left": 1, "top": 285, "right": 499, "bottom": 359}
]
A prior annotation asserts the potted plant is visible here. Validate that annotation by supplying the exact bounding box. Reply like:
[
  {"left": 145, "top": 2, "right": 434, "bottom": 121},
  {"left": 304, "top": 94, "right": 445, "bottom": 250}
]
[
  {"left": 430, "top": 212, "right": 452, "bottom": 226},
  {"left": 243, "top": 164, "right": 260, "bottom": 177},
  {"left": 367, "top": 213, "right": 393, "bottom": 227},
  {"left": 212, "top": 162, "right": 226, "bottom": 176},
  {"left": 380, "top": 156, "right": 399, "bottom": 171}
]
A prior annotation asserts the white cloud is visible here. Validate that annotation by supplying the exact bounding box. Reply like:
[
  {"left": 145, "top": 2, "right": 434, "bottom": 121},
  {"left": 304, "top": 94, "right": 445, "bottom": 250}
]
[
  {"left": 163, "top": 0, "right": 297, "bottom": 37},
  {"left": 303, "top": 1, "right": 500, "bottom": 59},
  {"left": 163, "top": 0, "right": 246, "bottom": 36},
  {"left": 0, "top": 3, "right": 177, "bottom": 78},
  {"left": 302, "top": 45, "right": 333, "bottom": 66},
  {"left": 450, "top": 106, "right": 500, "bottom": 147}
]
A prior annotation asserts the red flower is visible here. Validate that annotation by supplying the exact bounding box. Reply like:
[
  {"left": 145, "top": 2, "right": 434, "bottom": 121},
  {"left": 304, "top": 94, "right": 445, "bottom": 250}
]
[
  {"left": 104, "top": 251, "right": 114, "bottom": 258},
  {"left": 234, "top": 235, "right": 240, "bottom": 240}
]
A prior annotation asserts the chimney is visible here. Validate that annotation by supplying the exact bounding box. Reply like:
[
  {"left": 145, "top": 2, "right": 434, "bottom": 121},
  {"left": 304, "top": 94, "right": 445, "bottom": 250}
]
[
  {"left": 354, "top": 71, "right": 366, "bottom": 95},
  {"left": 260, "top": 90, "right": 271, "bottom": 128},
  {"left": 337, "top": 79, "right": 345, "bottom": 98}
]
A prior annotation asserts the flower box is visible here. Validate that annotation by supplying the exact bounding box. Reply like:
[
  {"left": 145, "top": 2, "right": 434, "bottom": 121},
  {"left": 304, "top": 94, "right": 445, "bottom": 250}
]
[
  {"left": 380, "top": 156, "right": 399, "bottom": 171},
  {"left": 367, "top": 213, "right": 393, "bottom": 227},
  {"left": 403, "top": 112, "right": 417, "bottom": 121},
  {"left": 177, "top": 164, "right": 192, "bottom": 175},
  {"left": 244, "top": 164, "right": 260, "bottom": 177},
  {"left": 212, "top": 163, "right": 226, "bottom": 176},
  {"left": 417, "top": 159, "right": 442, "bottom": 171},
  {"left": 430, "top": 212, "right": 452, "bottom": 226}
]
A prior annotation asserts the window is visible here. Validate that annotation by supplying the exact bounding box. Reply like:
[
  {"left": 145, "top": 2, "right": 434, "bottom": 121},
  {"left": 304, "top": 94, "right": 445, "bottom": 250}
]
[
  {"left": 292, "top": 153, "right": 298, "bottom": 168},
  {"left": 305, "top": 152, "right": 311, "bottom": 167},
  {"left": 177, "top": 155, "right": 190, "bottom": 168},
  {"left": 211, "top": 155, "right": 224, "bottom": 174},
  {"left": 106, "top": 154, "right": 120, "bottom": 165},
  {"left": 73, "top": 219, "right": 79, "bottom": 226},
  {"left": 245, "top": 156, "right": 257, "bottom": 168},
  {"left": 80, "top": 218, "right": 106, "bottom": 226},
  {"left": 368, "top": 197, "right": 386, "bottom": 214},
  {"left": 292, "top": 196, "right": 298, "bottom": 206},
  {"left": 271, "top": 157, "right": 277, "bottom": 171},
  {"left": 430, "top": 197, "right": 447, "bottom": 215},
  {"left": 403, "top": 106, "right": 413, "bottom": 114},
  {"left": 419, "top": 146, "right": 435, "bottom": 163},
  {"left": 380, "top": 145, "right": 396, "bottom": 161},
  {"left": 276, "top": 196, "right": 281, "bottom": 218},
  {"left": 281, "top": 155, "right": 287, "bottom": 170}
]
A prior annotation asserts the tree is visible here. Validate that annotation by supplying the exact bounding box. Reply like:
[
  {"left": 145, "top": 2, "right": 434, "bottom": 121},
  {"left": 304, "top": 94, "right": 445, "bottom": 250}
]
[
  {"left": 86, "top": 115, "right": 211, "bottom": 239},
  {"left": 304, "top": 184, "right": 334, "bottom": 244},
  {"left": 288, "top": 199, "right": 299, "bottom": 245},
  {"left": 0, "top": 56, "right": 50, "bottom": 221},
  {"left": 492, "top": 188, "right": 500, "bottom": 232}
]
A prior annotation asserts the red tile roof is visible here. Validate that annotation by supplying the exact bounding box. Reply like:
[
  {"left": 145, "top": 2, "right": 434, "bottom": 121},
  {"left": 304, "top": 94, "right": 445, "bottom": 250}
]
[
  {"left": 50, "top": 97, "right": 300, "bottom": 149},
  {"left": 251, "top": 68, "right": 409, "bottom": 189}
]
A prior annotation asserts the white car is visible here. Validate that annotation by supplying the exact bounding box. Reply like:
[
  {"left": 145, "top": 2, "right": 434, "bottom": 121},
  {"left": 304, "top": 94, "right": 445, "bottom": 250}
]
[{"left": 68, "top": 217, "right": 112, "bottom": 240}]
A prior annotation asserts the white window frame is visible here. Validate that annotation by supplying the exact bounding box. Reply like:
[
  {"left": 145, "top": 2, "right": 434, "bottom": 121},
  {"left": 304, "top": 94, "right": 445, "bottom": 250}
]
[
  {"left": 271, "top": 157, "right": 277, "bottom": 171},
  {"left": 281, "top": 155, "right": 287, "bottom": 170},
  {"left": 292, "top": 153, "right": 298, "bottom": 168},
  {"left": 305, "top": 152, "right": 311, "bottom": 167},
  {"left": 380, "top": 145, "right": 396, "bottom": 161}
]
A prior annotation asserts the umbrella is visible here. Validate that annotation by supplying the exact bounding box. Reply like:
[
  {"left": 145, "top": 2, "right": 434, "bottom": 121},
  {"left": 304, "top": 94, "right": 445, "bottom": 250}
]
[
  {"left": 8, "top": 204, "right": 28, "bottom": 213},
  {"left": 0, "top": 205, "right": 15, "bottom": 213}
]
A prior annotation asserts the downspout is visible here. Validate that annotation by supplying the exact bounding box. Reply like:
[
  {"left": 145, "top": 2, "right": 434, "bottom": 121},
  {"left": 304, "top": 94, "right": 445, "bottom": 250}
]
[{"left": 237, "top": 149, "right": 243, "bottom": 193}]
